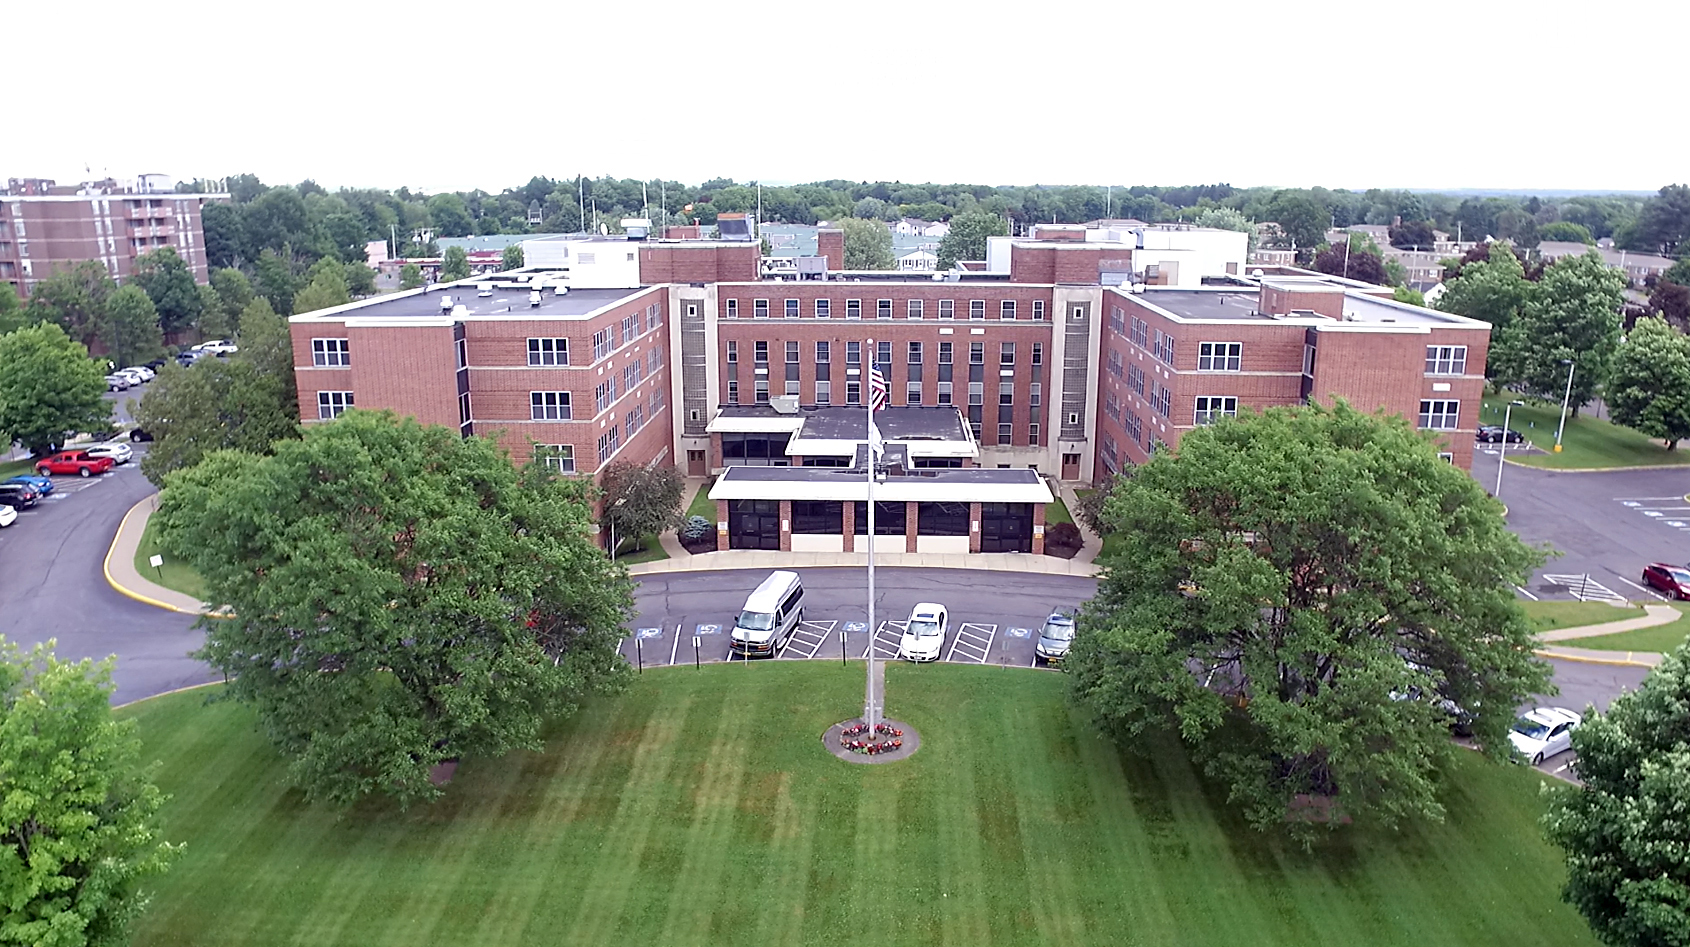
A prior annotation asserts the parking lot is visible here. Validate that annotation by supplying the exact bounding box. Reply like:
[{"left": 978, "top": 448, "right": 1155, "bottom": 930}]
[{"left": 1501, "top": 464, "right": 1690, "bottom": 603}]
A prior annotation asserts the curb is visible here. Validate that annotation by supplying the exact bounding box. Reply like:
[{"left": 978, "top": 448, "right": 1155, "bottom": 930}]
[
  {"left": 1504, "top": 457, "right": 1690, "bottom": 473},
  {"left": 103, "top": 501, "right": 203, "bottom": 616},
  {"left": 112, "top": 679, "right": 222, "bottom": 710},
  {"left": 1533, "top": 648, "right": 1659, "bottom": 669}
]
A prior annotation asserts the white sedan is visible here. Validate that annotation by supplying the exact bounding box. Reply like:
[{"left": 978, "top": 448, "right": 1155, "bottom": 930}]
[
  {"left": 0, "top": 503, "right": 16, "bottom": 528},
  {"left": 85, "top": 442, "right": 133, "bottom": 466},
  {"left": 1509, "top": 707, "right": 1582, "bottom": 765},
  {"left": 898, "top": 603, "right": 948, "bottom": 662}
]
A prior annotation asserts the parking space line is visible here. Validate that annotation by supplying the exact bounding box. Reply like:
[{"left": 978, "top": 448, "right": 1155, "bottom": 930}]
[
  {"left": 1514, "top": 585, "right": 1539, "bottom": 601},
  {"left": 1614, "top": 575, "right": 1666, "bottom": 601},
  {"left": 779, "top": 619, "right": 835, "bottom": 660},
  {"left": 862, "top": 620, "right": 905, "bottom": 659},
  {"left": 945, "top": 622, "right": 996, "bottom": 664},
  {"left": 1543, "top": 574, "right": 1632, "bottom": 604},
  {"left": 670, "top": 623, "right": 681, "bottom": 665}
]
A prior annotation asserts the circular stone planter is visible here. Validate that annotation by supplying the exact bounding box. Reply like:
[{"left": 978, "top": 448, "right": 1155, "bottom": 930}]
[{"left": 822, "top": 719, "right": 921, "bottom": 764}]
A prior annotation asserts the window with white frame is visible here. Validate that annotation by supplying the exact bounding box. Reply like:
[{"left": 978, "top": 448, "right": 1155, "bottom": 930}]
[
  {"left": 727, "top": 380, "right": 739, "bottom": 404},
  {"left": 1424, "top": 345, "right": 1467, "bottom": 375},
  {"left": 646, "top": 303, "right": 661, "bottom": 331},
  {"left": 597, "top": 425, "right": 620, "bottom": 464},
  {"left": 785, "top": 298, "right": 800, "bottom": 318},
  {"left": 1197, "top": 342, "right": 1242, "bottom": 372},
  {"left": 754, "top": 299, "right": 769, "bottom": 319},
  {"left": 877, "top": 298, "right": 892, "bottom": 319},
  {"left": 846, "top": 299, "right": 861, "bottom": 319},
  {"left": 907, "top": 299, "right": 924, "bottom": 319},
  {"left": 1029, "top": 423, "right": 1040, "bottom": 445},
  {"left": 814, "top": 380, "right": 831, "bottom": 404},
  {"left": 594, "top": 382, "right": 610, "bottom": 413},
  {"left": 311, "top": 338, "right": 350, "bottom": 366},
  {"left": 530, "top": 391, "right": 572, "bottom": 420},
  {"left": 527, "top": 337, "right": 568, "bottom": 366},
  {"left": 939, "top": 299, "right": 955, "bottom": 319},
  {"left": 815, "top": 298, "right": 830, "bottom": 318},
  {"left": 908, "top": 341, "right": 922, "bottom": 364},
  {"left": 998, "top": 423, "right": 1013, "bottom": 444},
  {"left": 317, "top": 390, "right": 353, "bottom": 419},
  {"left": 592, "top": 328, "right": 611, "bottom": 361},
  {"left": 1193, "top": 396, "right": 1237, "bottom": 425},
  {"left": 969, "top": 299, "right": 985, "bottom": 320},
  {"left": 907, "top": 381, "right": 922, "bottom": 404},
  {"left": 786, "top": 341, "right": 800, "bottom": 363},
  {"left": 815, "top": 341, "right": 830, "bottom": 363},
  {"left": 1032, "top": 300, "right": 1045, "bottom": 321},
  {"left": 1030, "top": 382, "right": 1042, "bottom": 407},
  {"left": 969, "top": 381, "right": 984, "bottom": 405},
  {"left": 1001, "top": 300, "right": 1016, "bottom": 320},
  {"left": 725, "top": 299, "right": 739, "bottom": 318},
  {"left": 1418, "top": 399, "right": 1460, "bottom": 430},
  {"left": 999, "top": 381, "right": 1014, "bottom": 405},
  {"left": 937, "top": 381, "right": 953, "bottom": 405},
  {"left": 534, "top": 445, "right": 575, "bottom": 473}
]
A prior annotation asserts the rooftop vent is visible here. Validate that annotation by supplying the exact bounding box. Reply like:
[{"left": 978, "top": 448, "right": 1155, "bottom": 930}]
[
  {"left": 620, "top": 218, "right": 652, "bottom": 241},
  {"left": 769, "top": 395, "right": 800, "bottom": 414}
]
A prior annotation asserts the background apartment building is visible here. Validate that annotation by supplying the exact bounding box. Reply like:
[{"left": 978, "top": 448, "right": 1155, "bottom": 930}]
[{"left": 0, "top": 174, "right": 226, "bottom": 297}]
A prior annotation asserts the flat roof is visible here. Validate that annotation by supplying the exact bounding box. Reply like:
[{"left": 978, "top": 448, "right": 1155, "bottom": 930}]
[
  {"left": 709, "top": 464, "right": 1053, "bottom": 504},
  {"left": 1132, "top": 288, "right": 1484, "bottom": 329},
  {"left": 289, "top": 283, "right": 650, "bottom": 323},
  {"left": 710, "top": 405, "right": 972, "bottom": 441}
]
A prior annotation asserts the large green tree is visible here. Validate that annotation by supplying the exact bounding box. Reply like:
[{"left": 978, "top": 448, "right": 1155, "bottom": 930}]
[
  {"left": 836, "top": 218, "right": 894, "bottom": 270},
  {"left": 427, "top": 193, "right": 473, "bottom": 238},
  {"left": 1265, "top": 192, "right": 1329, "bottom": 254},
  {"left": 0, "top": 638, "right": 178, "bottom": 947},
  {"left": 23, "top": 262, "right": 115, "bottom": 347},
  {"left": 1434, "top": 243, "right": 1533, "bottom": 334},
  {"left": 291, "top": 257, "right": 352, "bottom": 314},
  {"left": 1628, "top": 183, "right": 1690, "bottom": 256},
  {"left": 502, "top": 244, "right": 525, "bottom": 270},
  {"left": 598, "top": 459, "right": 684, "bottom": 557},
  {"left": 202, "top": 267, "right": 255, "bottom": 339},
  {"left": 252, "top": 248, "right": 298, "bottom": 316},
  {"left": 1606, "top": 316, "right": 1690, "bottom": 450},
  {"left": 0, "top": 323, "right": 111, "bottom": 454},
  {"left": 439, "top": 246, "right": 471, "bottom": 281},
  {"left": 1069, "top": 402, "right": 1548, "bottom": 837},
  {"left": 1311, "top": 234, "right": 1389, "bottom": 285},
  {"left": 1542, "top": 640, "right": 1690, "bottom": 947},
  {"left": 154, "top": 412, "right": 633, "bottom": 805},
  {"left": 130, "top": 247, "right": 201, "bottom": 335},
  {"left": 1491, "top": 251, "right": 1626, "bottom": 412},
  {"left": 99, "top": 287, "right": 164, "bottom": 368},
  {"left": 0, "top": 284, "right": 23, "bottom": 336},
  {"left": 935, "top": 211, "right": 1007, "bottom": 269}
]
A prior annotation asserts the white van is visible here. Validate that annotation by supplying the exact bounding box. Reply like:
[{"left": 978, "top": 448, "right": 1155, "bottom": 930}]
[{"left": 729, "top": 571, "right": 805, "bottom": 657}]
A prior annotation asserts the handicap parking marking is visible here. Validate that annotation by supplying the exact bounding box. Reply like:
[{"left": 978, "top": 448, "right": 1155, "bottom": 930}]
[
  {"left": 1005, "top": 627, "right": 1032, "bottom": 639},
  {"left": 945, "top": 622, "right": 997, "bottom": 664},
  {"left": 842, "top": 621, "right": 868, "bottom": 634},
  {"left": 635, "top": 627, "right": 663, "bottom": 639},
  {"left": 863, "top": 620, "right": 907, "bottom": 659},
  {"left": 1542, "top": 573, "right": 1634, "bottom": 605},
  {"left": 778, "top": 619, "right": 837, "bottom": 660},
  {"left": 695, "top": 623, "right": 723, "bottom": 635}
]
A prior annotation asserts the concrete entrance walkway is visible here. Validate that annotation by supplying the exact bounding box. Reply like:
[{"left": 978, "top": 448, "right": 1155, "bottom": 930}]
[{"left": 103, "top": 497, "right": 213, "bottom": 615}]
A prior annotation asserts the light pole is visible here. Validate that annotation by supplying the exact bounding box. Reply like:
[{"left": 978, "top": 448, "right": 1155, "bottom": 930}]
[
  {"left": 608, "top": 496, "right": 627, "bottom": 560},
  {"left": 1554, "top": 359, "right": 1576, "bottom": 453},
  {"left": 1496, "top": 400, "right": 1524, "bottom": 496}
]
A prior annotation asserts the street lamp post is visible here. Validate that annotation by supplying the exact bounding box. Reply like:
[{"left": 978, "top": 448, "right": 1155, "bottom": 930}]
[
  {"left": 608, "top": 496, "right": 628, "bottom": 560},
  {"left": 1554, "top": 359, "right": 1576, "bottom": 453},
  {"left": 1496, "top": 400, "right": 1525, "bottom": 496}
]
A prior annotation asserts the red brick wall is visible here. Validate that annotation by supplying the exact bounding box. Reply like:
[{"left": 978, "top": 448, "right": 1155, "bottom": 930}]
[
  {"left": 639, "top": 244, "right": 758, "bottom": 283},
  {"left": 345, "top": 323, "right": 461, "bottom": 428},
  {"left": 1010, "top": 246, "right": 1055, "bottom": 284},
  {"left": 817, "top": 229, "right": 843, "bottom": 272}
]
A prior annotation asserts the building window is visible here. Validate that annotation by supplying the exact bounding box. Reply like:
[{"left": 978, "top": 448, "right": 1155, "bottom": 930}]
[
  {"left": 785, "top": 298, "right": 800, "bottom": 318},
  {"left": 907, "top": 381, "right": 922, "bottom": 405},
  {"left": 939, "top": 342, "right": 953, "bottom": 364},
  {"left": 815, "top": 298, "right": 830, "bottom": 318},
  {"left": 908, "top": 341, "right": 922, "bottom": 364},
  {"left": 456, "top": 338, "right": 468, "bottom": 369},
  {"left": 908, "top": 299, "right": 924, "bottom": 319},
  {"left": 970, "top": 342, "right": 984, "bottom": 364},
  {"left": 1197, "top": 342, "right": 1242, "bottom": 372},
  {"left": 816, "top": 341, "right": 830, "bottom": 363},
  {"left": 1425, "top": 345, "right": 1467, "bottom": 375},
  {"left": 1029, "top": 422, "right": 1040, "bottom": 445},
  {"left": 1032, "top": 343, "right": 1043, "bottom": 366},
  {"left": 877, "top": 298, "right": 892, "bottom": 319},
  {"left": 999, "top": 381, "right": 1014, "bottom": 405},
  {"left": 786, "top": 379, "right": 800, "bottom": 396},
  {"left": 1000, "top": 342, "right": 1015, "bottom": 365},
  {"left": 876, "top": 341, "right": 892, "bottom": 366},
  {"left": 1108, "top": 307, "right": 1126, "bottom": 334},
  {"left": 1030, "top": 382, "right": 1042, "bottom": 407},
  {"left": 755, "top": 341, "right": 769, "bottom": 363},
  {"left": 755, "top": 379, "right": 769, "bottom": 403},
  {"left": 1106, "top": 349, "right": 1123, "bottom": 378},
  {"left": 969, "top": 300, "right": 985, "bottom": 320},
  {"left": 726, "top": 340, "right": 737, "bottom": 363},
  {"left": 317, "top": 390, "right": 353, "bottom": 419},
  {"left": 968, "top": 381, "right": 984, "bottom": 405},
  {"left": 1001, "top": 300, "right": 1016, "bottom": 320},
  {"left": 939, "top": 299, "right": 955, "bottom": 319},
  {"left": 595, "top": 382, "right": 611, "bottom": 413},
  {"left": 597, "top": 425, "right": 620, "bottom": 464},
  {"left": 1127, "top": 362, "right": 1145, "bottom": 395},
  {"left": 727, "top": 380, "right": 739, "bottom": 404},
  {"left": 1033, "top": 300, "right": 1045, "bottom": 321},
  {"left": 754, "top": 299, "right": 770, "bottom": 319},
  {"left": 998, "top": 423, "right": 1013, "bottom": 444},
  {"left": 846, "top": 299, "right": 862, "bottom": 319},
  {"left": 311, "top": 338, "right": 350, "bottom": 367},
  {"left": 647, "top": 304, "right": 661, "bottom": 331},
  {"left": 535, "top": 445, "right": 575, "bottom": 473},
  {"left": 847, "top": 341, "right": 861, "bottom": 364},
  {"left": 1418, "top": 399, "right": 1460, "bottom": 430},
  {"left": 1193, "top": 395, "right": 1238, "bottom": 425},
  {"left": 527, "top": 337, "right": 568, "bottom": 366},
  {"left": 786, "top": 341, "right": 799, "bottom": 363},
  {"left": 530, "top": 391, "right": 572, "bottom": 420},
  {"left": 592, "top": 328, "right": 611, "bottom": 361},
  {"left": 847, "top": 380, "right": 861, "bottom": 404},
  {"left": 625, "top": 404, "right": 645, "bottom": 436},
  {"left": 725, "top": 299, "right": 739, "bottom": 318},
  {"left": 815, "top": 380, "right": 831, "bottom": 404},
  {"left": 938, "top": 381, "right": 953, "bottom": 405}
]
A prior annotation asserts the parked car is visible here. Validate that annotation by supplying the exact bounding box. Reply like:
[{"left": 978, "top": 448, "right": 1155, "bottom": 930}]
[
  {"left": 898, "top": 602, "right": 948, "bottom": 662},
  {"left": 1641, "top": 562, "right": 1690, "bottom": 599},
  {"left": 1475, "top": 425, "right": 1525, "bottom": 443},
  {"left": 0, "top": 483, "right": 41, "bottom": 509},
  {"left": 113, "top": 368, "right": 147, "bottom": 387},
  {"left": 122, "top": 365, "right": 155, "bottom": 382},
  {"left": 142, "top": 358, "right": 168, "bottom": 371},
  {"left": 34, "top": 450, "right": 114, "bottom": 478},
  {"left": 194, "top": 339, "right": 238, "bottom": 355},
  {"left": 85, "top": 442, "right": 133, "bottom": 466},
  {"left": 174, "top": 350, "right": 202, "bottom": 366},
  {"left": 128, "top": 426, "right": 155, "bottom": 443},
  {"left": 728, "top": 571, "right": 805, "bottom": 657},
  {"left": 0, "top": 503, "right": 15, "bottom": 528},
  {"left": 104, "top": 373, "right": 133, "bottom": 391},
  {"left": 2, "top": 474, "right": 55, "bottom": 496},
  {"left": 1509, "top": 707, "right": 1582, "bottom": 765},
  {"left": 1035, "top": 608, "right": 1076, "bottom": 665}
]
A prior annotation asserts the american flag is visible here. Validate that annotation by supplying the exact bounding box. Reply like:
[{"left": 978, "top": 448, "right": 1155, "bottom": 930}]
[{"left": 868, "top": 365, "right": 888, "bottom": 411}]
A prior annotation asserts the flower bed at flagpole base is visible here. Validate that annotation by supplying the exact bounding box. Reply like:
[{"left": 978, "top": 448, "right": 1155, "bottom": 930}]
[{"left": 822, "top": 718, "right": 921, "bottom": 764}]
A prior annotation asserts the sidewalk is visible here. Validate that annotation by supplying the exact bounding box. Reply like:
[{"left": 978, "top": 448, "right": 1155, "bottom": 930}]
[
  {"left": 627, "top": 549, "right": 1100, "bottom": 577},
  {"left": 104, "top": 497, "right": 214, "bottom": 615},
  {"left": 1531, "top": 602, "right": 1679, "bottom": 667}
]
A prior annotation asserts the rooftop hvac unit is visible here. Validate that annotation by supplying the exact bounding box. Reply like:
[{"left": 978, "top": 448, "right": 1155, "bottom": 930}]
[
  {"left": 439, "top": 295, "right": 453, "bottom": 311},
  {"left": 529, "top": 291, "right": 542, "bottom": 307}
]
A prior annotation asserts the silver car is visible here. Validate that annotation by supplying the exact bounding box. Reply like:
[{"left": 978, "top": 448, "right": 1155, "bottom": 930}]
[
  {"left": 1036, "top": 608, "right": 1076, "bottom": 665},
  {"left": 85, "top": 442, "right": 134, "bottom": 466},
  {"left": 104, "top": 373, "right": 132, "bottom": 391}
]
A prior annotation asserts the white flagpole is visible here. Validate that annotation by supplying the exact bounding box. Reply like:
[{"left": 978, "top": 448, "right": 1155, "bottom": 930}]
[{"left": 865, "top": 338, "right": 878, "bottom": 732}]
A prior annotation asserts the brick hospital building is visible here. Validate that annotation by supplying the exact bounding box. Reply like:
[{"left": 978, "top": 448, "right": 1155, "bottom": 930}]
[{"left": 289, "top": 222, "right": 1491, "bottom": 553}]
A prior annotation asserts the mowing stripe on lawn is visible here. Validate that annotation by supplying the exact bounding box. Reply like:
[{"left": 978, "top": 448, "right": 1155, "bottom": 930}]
[{"left": 656, "top": 692, "right": 753, "bottom": 944}]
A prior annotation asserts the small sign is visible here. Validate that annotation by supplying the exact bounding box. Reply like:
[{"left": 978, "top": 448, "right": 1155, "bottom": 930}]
[
  {"left": 692, "top": 636, "right": 702, "bottom": 649},
  {"left": 695, "top": 623, "right": 722, "bottom": 635},
  {"left": 843, "top": 621, "right": 868, "bottom": 633},
  {"left": 1006, "top": 627, "right": 1032, "bottom": 638},
  {"left": 148, "top": 554, "right": 164, "bottom": 568},
  {"left": 635, "top": 627, "right": 663, "bottom": 639}
]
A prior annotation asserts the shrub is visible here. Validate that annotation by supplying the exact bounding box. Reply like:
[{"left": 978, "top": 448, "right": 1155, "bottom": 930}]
[
  {"left": 680, "top": 515, "right": 712, "bottom": 542},
  {"left": 1046, "top": 521, "right": 1083, "bottom": 548}
]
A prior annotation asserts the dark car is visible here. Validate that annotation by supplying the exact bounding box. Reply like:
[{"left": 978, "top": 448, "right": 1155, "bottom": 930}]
[
  {"left": 0, "top": 483, "right": 42, "bottom": 510},
  {"left": 1476, "top": 425, "right": 1525, "bottom": 443},
  {"left": 129, "top": 427, "right": 155, "bottom": 443},
  {"left": 1643, "top": 563, "right": 1690, "bottom": 599}
]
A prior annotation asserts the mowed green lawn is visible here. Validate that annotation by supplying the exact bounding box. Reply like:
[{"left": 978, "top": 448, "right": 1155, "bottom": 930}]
[
  {"left": 132, "top": 513, "right": 209, "bottom": 602},
  {"left": 1482, "top": 395, "right": 1690, "bottom": 469},
  {"left": 122, "top": 664, "right": 1596, "bottom": 947}
]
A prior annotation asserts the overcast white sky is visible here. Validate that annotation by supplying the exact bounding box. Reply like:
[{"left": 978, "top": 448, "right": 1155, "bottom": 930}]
[{"left": 11, "top": 0, "right": 1680, "bottom": 195}]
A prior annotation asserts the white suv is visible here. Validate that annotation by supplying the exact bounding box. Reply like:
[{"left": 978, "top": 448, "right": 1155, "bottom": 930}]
[{"left": 85, "top": 442, "right": 134, "bottom": 466}]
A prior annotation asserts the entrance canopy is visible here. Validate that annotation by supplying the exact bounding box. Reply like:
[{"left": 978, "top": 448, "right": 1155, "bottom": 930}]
[
  {"left": 709, "top": 405, "right": 979, "bottom": 462},
  {"left": 708, "top": 465, "right": 1052, "bottom": 505}
]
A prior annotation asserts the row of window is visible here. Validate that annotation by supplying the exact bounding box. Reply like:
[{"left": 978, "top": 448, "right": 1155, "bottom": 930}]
[
  {"left": 724, "top": 377, "right": 1042, "bottom": 408},
  {"left": 728, "top": 339, "right": 1044, "bottom": 366},
  {"left": 726, "top": 298, "right": 1048, "bottom": 321},
  {"left": 311, "top": 321, "right": 669, "bottom": 373}
]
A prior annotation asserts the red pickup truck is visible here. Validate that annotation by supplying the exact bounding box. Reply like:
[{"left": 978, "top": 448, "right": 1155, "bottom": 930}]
[{"left": 35, "top": 450, "right": 115, "bottom": 478}]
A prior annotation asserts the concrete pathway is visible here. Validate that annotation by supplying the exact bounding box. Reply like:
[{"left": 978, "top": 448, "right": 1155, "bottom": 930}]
[
  {"left": 1531, "top": 602, "right": 1680, "bottom": 668},
  {"left": 104, "top": 497, "right": 214, "bottom": 615},
  {"left": 1057, "top": 481, "right": 1101, "bottom": 565}
]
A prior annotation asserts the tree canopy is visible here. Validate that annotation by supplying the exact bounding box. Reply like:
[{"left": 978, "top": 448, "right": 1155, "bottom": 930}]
[
  {"left": 1606, "top": 316, "right": 1690, "bottom": 450},
  {"left": 1068, "top": 401, "right": 1549, "bottom": 838},
  {"left": 836, "top": 218, "right": 893, "bottom": 270},
  {"left": 1311, "top": 235, "right": 1389, "bottom": 285},
  {"left": 935, "top": 211, "right": 1007, "bottom": 269},
  {"left": 0, "top": 637, "right": 177, "bottom": 947},
  {"left": 1490, "top": 251, "right": 1626, "bottom": 412},
  {"left": 1542, "top": 640, "right": 1690, "bottom": 947},
  {"left": 598, "top": 459, "right": 684, "bottom": 556},
  {"left": 0, "top": 322, "right": 111, "bottom": 455},
  {"left": 1435, "top": 243, "right": 1533, "bottom": 333},
  {"left": 131, "top": 247, "right": 202, "bottom": 335},
  {"left": 440, "top": 246, "right": 471, "bottom": 281},
  {"left": 100, "top": 287, "right": 165, "bottom": 368},
  {"left": 154, "top": 411, "right": 634, "bottom": 805}
]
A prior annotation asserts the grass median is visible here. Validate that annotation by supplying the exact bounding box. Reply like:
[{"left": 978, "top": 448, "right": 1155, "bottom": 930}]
[
  {"left": 131, "top": 513, "right": 208, "bottom": 602},
  {"left": 1519, "top": 599, "right": 1645, "bottom": 633},
  {"left": 1482, "top": 395, "right": 1690, "bottom": 469},
  {"left": 122, "top": 663, "right": 1596, "bottom": 947}
]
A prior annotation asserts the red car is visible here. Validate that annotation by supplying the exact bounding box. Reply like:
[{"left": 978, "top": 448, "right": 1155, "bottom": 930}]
[
  {"left": 34, "top": 450, "right": 114, "bottom": 478},
  {"left": 1641, "top": 562, "right": 1690, "bottom": 599}
]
